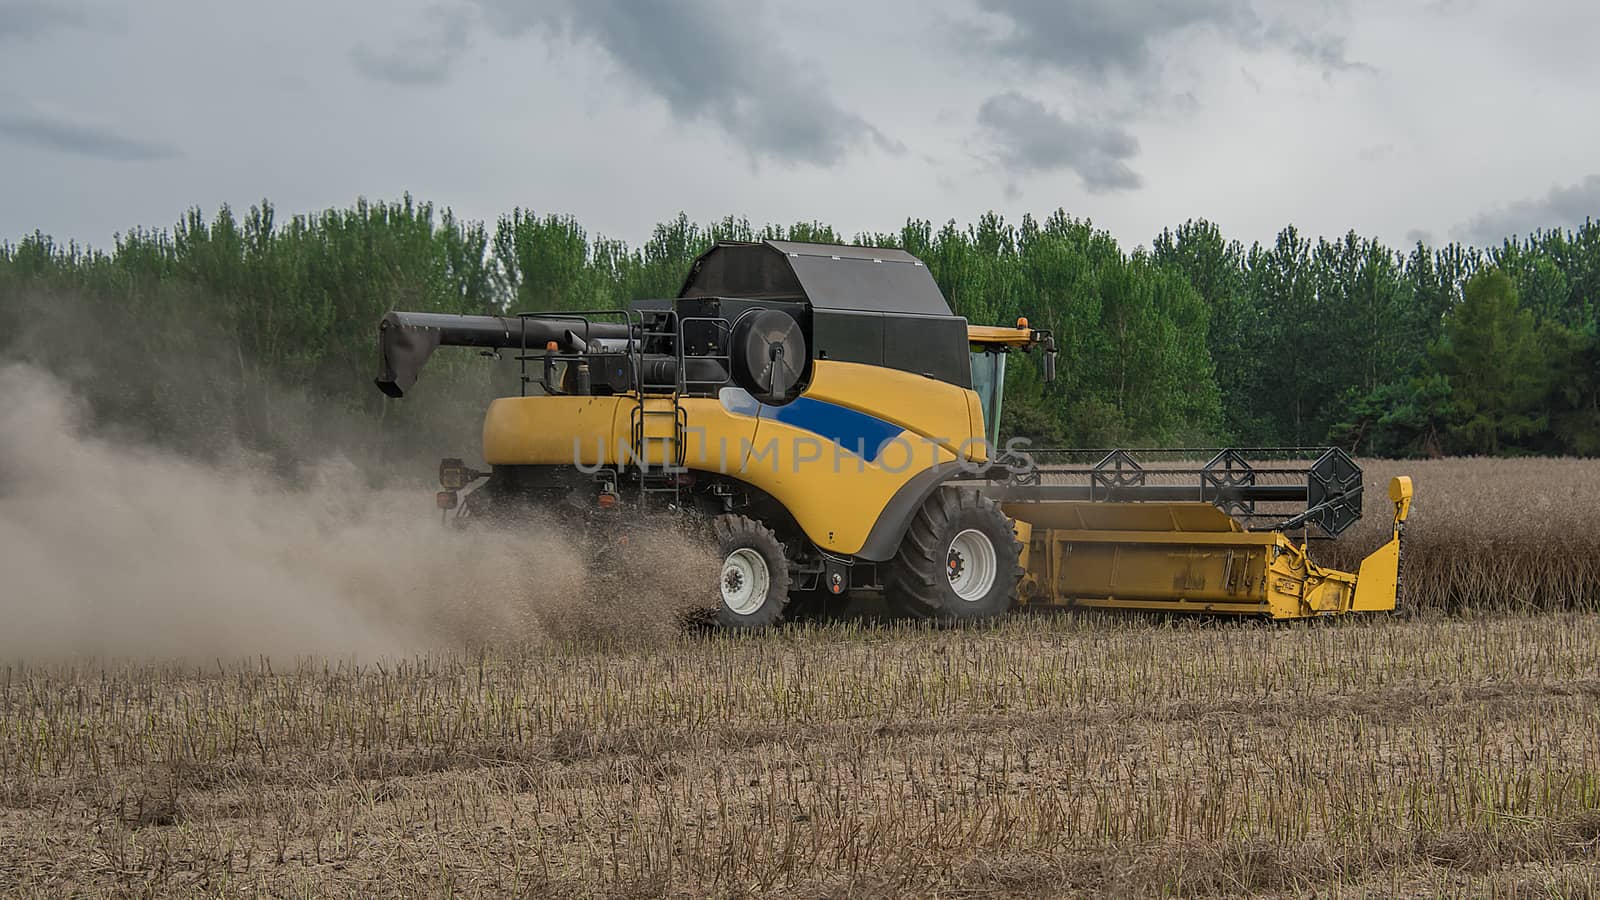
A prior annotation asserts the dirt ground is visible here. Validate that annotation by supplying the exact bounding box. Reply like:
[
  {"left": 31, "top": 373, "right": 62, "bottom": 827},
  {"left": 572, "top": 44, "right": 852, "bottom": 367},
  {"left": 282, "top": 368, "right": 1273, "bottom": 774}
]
[{"left": 2, "top": 611, "right": 1598, "bottom": 898}]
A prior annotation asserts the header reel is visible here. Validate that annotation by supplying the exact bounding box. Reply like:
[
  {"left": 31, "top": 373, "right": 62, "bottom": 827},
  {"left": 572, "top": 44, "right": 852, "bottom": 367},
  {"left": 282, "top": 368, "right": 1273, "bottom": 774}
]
[{"left": 1011, "top": 446, "right": 1366, "bottom": 537}]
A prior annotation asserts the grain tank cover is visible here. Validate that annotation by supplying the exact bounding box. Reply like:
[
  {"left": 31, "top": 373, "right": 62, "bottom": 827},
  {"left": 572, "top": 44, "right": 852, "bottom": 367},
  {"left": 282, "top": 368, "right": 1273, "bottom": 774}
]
[
  {"left": 679, "top": 240, "right": 954, "bottom": 315},
  {"left": 678, "top": 240, "right": 972, "bottom": 388}
]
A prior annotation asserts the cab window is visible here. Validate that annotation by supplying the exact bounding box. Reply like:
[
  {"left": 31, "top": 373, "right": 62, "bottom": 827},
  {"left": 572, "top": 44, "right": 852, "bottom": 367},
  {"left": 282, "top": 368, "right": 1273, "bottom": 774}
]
[{"left": 969, "top": 349, "right": 1007, "bottom": 446}]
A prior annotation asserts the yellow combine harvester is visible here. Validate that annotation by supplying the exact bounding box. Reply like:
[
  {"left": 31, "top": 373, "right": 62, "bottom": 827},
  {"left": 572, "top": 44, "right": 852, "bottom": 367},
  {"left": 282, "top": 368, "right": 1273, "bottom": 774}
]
[{"left": 376, "top": 240, "right": 1411, "bottom": 627}]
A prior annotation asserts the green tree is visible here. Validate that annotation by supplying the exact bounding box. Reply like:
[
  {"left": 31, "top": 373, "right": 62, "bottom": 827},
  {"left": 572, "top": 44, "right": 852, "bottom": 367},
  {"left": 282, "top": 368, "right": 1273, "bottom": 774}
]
[
  {"left": 11, "top": 199, "right": 1600, "bottom": 461},
  {"left": 1244, "top": 227, "right": 1323, "bottom": 443},
  {"left": 1432, "top": 269, "right": 1550, "bottom": 454},
  {"left": 1153, "top": 220, "right": 1262, "bottom": 441}
]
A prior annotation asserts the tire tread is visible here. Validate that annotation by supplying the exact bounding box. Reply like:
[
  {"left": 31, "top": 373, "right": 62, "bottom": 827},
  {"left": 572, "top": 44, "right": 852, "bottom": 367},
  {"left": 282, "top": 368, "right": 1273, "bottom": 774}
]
[
  {"left": 713, "top": 514, "right": 790, "bottom": 630},
  {"left": 885, "top": 489, "right": 1023, "bottom": 622}
]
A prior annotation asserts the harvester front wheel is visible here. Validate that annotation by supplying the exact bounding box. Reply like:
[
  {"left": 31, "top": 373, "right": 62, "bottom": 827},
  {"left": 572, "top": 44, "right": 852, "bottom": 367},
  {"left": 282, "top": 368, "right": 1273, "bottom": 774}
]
[
  {"left": 713, "top": 515, "right": 790, "bottom": 629},
  {"left": 886, "top": 490, "right": 1020, "bottom": 622}
]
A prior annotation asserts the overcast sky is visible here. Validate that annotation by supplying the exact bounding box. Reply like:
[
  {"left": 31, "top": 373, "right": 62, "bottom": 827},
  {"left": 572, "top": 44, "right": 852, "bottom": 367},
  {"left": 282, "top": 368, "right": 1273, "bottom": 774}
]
[{"left": 2, "top": 0, "right": 1597, "bottom": 253}]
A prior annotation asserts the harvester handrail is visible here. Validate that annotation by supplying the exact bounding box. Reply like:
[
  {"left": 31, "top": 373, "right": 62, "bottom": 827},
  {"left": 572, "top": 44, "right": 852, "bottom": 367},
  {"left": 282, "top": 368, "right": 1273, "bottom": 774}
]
[
  {"left": 512, "top": 308, "right": 643, "bottom": 398},
  {"left": 676, "top": 315, "right": 734, "bottom": 394}
]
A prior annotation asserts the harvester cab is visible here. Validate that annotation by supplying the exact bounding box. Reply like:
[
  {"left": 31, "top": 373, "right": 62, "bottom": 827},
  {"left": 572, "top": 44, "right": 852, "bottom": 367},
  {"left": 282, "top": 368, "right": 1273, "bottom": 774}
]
[
  {"left": 376, "top": 239, "right": 1411, "bottom": 627},
  {"left": 967, "top": 320, "right": 1057, "bottom": 447}
]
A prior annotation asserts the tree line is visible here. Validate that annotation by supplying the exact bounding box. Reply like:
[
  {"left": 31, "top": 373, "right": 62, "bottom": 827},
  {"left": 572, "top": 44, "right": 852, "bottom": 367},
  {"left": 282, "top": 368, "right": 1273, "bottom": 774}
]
[{"left": 2, "top": 196, "right": 1597, "bottom": 462}]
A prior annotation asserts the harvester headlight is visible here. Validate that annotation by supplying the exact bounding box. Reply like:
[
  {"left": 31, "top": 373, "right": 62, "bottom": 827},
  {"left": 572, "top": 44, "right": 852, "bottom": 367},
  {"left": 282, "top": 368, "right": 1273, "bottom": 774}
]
[
  {"left": 439, "top": 457, "right": 482, "bottom": 490},
  {"left": 440, "top": 461, "right": 466, "bottom": 490}
]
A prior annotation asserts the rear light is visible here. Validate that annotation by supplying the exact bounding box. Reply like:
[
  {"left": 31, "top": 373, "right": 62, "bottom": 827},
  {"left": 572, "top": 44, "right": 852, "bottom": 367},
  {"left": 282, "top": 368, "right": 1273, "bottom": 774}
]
[
  {"left": 597, "top": 493, "right": 618, "bottom": 509},
  {"left": 436, "top": 491, "right": 458, "bottom": 510}
]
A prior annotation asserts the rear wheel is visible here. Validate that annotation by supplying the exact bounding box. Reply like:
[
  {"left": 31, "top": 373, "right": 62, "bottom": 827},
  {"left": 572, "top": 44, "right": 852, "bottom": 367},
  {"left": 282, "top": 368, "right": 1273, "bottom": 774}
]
[
  {"left": 713, "top": 515, "right": 790, "bottom": 629},
  {"left": 886, "top": 489, "right": 1021, "bottom": 622}
]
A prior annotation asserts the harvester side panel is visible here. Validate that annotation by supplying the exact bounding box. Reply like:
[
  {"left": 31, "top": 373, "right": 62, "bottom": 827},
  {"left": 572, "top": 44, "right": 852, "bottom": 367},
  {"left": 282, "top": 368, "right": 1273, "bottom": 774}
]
[
  {"left": 483, "top": 396, "right": 626, "bottom": 467},
  {"left": 732, "top": 360, "right": 987, "bottom": 556},
  {"left": 1011, "top": 519, "right": 1359, "bottom": 618},
  {"left": 1006, "top": 480, "right": 1412, "bottom": 620},
  {"left": 742, "top": 409, "right": 956, "bottom": 558},
  {"left": 482, "top": 396, "right": 760, "bottom": 470},
  {"left": 1353, "top": 539, "right": 1401, "bottom": 611},
  {"left": 679, "top": 398, "right": 761, "bottom": 472},
  {"left": 1046, "top": 542, "right": 1272, "bottom": 606},
  {"left": 801, "top": 361, "right": 984, "bottom": 463},
  {"left": 478, "top": 358, "right": 986, "bottom": 559},
  {"left": 1007, "top": 501, "right": 1277, "bottom": 614},
  {"left": 1351, "top": 477, "right": 1412, "bottom": 612}
]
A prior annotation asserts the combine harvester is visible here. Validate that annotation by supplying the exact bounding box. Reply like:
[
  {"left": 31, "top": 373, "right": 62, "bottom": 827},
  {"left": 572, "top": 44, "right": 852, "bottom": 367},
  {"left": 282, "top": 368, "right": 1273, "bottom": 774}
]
[{"left": 377, "top": 240, "right": 1412, "bottom": 627}]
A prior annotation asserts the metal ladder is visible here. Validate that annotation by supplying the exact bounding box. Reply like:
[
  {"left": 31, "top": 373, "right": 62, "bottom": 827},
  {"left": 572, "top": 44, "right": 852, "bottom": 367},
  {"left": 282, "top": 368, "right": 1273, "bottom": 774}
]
[
  {"left": 630, "top": 310, "right": 687, "bottom": 504},
  {"left": 626, "top": 311, "right": 735, "bottom": 507}
]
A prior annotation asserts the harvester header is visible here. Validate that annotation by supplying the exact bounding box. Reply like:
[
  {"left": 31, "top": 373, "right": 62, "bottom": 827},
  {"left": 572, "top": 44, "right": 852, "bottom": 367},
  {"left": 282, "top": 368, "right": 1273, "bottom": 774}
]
[{"left": 376, "top": 239, "right": 1411, "bottom": 626}]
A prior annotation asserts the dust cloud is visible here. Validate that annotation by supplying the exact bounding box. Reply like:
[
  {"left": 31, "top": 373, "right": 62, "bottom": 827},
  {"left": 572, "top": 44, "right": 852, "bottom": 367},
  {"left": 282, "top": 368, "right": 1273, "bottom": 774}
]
[{"left": 0, "top": 363, "right": 717, "bottom": 661}]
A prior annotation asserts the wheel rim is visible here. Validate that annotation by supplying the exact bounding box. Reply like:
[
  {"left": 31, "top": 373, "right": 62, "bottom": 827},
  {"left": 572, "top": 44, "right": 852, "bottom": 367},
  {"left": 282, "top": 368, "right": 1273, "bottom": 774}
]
[
  {"left": 720, "top": 548, "right": 771, "bottom": 616},
  {"left": 947, "top": 529, "right": 997, "bottom": 602}
]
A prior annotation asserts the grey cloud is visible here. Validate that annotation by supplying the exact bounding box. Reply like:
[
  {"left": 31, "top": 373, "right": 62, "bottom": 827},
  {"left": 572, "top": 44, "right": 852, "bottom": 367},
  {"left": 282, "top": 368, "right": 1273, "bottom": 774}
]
[
  {"left": 1453, "top": 175, "right": 1600, "bottom": 245},
  {"left": 1404, "top": 229, "right": 1434, "bottom": 247},
  {"left": 1281, "top": 32, "right": 1371, "bottom": 75},
  {"left": 978, "top": 92, "right": 1141, "bottom": 193},
  {"left": 0, "top": 108, "right": 179, "bottom": 162},
  {"left": 975, "top": 0, "right": 1360, "bottom": 78},
  {"left": 351, "top": 51, "right": 451, "bottom": 86},
  {"left": 471, "top": 0, "right": 891, "bottom": 166},
  {"left": 977, "top": 0, "right": 1247, "bottom": 78},
  {"left": 1359, "top": 143, "right": 1394, "bottom": 162},
  {"left": 0, "top": 0, "right": 92, "bottom": 42},
  {"left": 351, "top": 5, "right": 472, "bottom": 86}
]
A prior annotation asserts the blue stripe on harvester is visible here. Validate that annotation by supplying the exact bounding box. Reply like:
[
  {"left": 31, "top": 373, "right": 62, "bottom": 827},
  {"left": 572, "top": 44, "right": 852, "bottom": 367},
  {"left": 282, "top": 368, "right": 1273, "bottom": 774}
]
[{"left": 761, "top": 396, "right": 903, "bottom": 463}]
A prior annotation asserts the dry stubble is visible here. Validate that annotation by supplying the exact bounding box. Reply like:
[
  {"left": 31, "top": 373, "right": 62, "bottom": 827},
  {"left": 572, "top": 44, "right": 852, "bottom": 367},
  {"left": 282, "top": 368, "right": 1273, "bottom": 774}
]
[{"left": 2, "top": 613, "right": 1597, "bottom": 898}]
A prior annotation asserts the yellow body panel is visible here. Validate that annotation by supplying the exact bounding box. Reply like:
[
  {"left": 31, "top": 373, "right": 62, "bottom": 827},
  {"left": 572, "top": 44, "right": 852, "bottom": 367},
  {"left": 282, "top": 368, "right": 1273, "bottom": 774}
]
[
  {"left": 734, "top": 360, "right": 981, "bottom": 554},
  {"left": 483, "top": 394, "right": 761, "bottom": 468},
  {"left": 963, "top": 392, "right": 989, "bottom": 463},
  {"left": 481, "top": 360, "right": 985, "bottom": 556},
  {"left": 746, "top": 415, "right": 958, "bottom": 555},
  {"left": 1352, "top": 538, "right": 1401, "bottom": 611},
  {"left": 679, "top": 397, "right": 760, "bottom": 471},
  {"left": 483, "top": 396, "right": 626, "bottom": 466},
  {"left": 802, "top": 360, "right": 986, "bottom": 461},
  {"left": 1006, "top": 477, "right": 1413, "bottom": 620},
  {"left": 1352, "top": 477, "right": 1412, "bottom": 612}
]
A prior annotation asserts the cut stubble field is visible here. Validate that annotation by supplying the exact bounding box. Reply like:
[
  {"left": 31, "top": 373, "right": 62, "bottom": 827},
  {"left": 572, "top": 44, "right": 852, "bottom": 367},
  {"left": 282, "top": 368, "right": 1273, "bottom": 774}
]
[
  {"left": 3, "top": 456, "right": 1600, "bottom": 898},
  {"left": 3, "top": 613, "right": 1599, "bottom": 898}
]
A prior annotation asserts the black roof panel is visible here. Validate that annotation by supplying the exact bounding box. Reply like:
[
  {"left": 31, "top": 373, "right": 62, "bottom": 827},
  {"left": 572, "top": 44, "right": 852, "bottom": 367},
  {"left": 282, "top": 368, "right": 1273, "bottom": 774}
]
[
  {"left": 679, "top": 240, "right": 953, "bottom": 316},
  {"left": 761, "top": 240, "right": 923, "bottom": 264}
]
